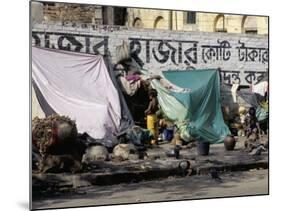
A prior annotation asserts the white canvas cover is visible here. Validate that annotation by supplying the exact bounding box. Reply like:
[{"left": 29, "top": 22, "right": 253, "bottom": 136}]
[{"left": 32, "top": 47, "right": 121, "bottom": 139}]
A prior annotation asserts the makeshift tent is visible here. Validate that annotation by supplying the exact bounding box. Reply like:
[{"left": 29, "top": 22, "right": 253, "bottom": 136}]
[
  {"left": 157, "top": 69, "right": 230, "bottom": 144},
  {"left": 221, "top": 83, "right": 268, "bottom": 122},
  {"left": 139, "top": 70, "right": 188, "bottom": 122},
  {"left": 103, "top": 56, "right": 134, "bottom": 133},
  {"left": 252, "top": 74, "right": 269, "bottom": 121},
  {"left": 150, "top": 78, "right": 189, "bottom": 122},
  {"left": 31, "top": 84, "right": 45, "bottom": 119},
  {"left": 221, "top": 83, "right": 259, "bottom": 108},
  {"left": 32, "top": 78, "right": 56, "bottom": 117},
  {"left": 32, "top": 47, "right": 133, "bottom": 139}
]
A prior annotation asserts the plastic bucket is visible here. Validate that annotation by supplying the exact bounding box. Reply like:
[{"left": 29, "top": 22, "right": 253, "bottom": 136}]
[
  {"left": 163, "top": 128, "right": 174, "bottom": 141},
  {"left": 197, "top": 141, "right": 210, "bottom": 156}
]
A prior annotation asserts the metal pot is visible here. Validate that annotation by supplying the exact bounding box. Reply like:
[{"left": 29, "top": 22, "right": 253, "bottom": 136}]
[
  {"left": 174, "top": 145, "right": 181, "bottom": 159},
  {"left": 57, "top": 122, "right": 78, "bottom": 143},
  {"left": 224, "top": 135, "right": 236, "bottom": 151},
  {"left": 197, "top": 141, "right": 210, "bottom": 156}
]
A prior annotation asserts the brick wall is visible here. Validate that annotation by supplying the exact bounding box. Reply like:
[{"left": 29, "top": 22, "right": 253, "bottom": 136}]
[
  {"left": 42, "top": 3, "right": 103, "bottom": 24},
  {"left": 32, "top": 23, "right": 268, "bottom": 86}
]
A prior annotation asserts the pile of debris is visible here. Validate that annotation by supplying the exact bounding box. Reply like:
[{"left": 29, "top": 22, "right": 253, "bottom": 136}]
[
  {"left": 32, "top": 115, "right": 158, "bottom": 174},
  {"left": 32, "top": 115, "right": 78, "bottom": 155},
  {"left": 32, "top": 115, "right": 85, "bottom": 173},
  {"left": 80, "top": 125, "right": 153, "bottom": 164},
  {"left": 244, "top": 130, "right": 269, "bottom": 156}
]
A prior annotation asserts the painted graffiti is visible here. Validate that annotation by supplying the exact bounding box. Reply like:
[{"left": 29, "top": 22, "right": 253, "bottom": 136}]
[
  {"left": 92, "top": 24, "right": 128, "bottom": 32},
  {"left": 32, "top": 30, "right": 268, "bottom": 85},
  {"left": 236, "top": 40, "right": 268, "bottom": 64},
  {"left": 129, "top": 38, "right": 198, "bottom": 68},
  {"left": 201, "top": 40, "right": 231, "bottom": 63},
  {"left": 244, "top": 71, "right": 267, "bottom": 85},
  {"left": 219, "top": 70, "right": 241, "bottom": 85},
  {"left": 32, "top": 31, "right": 109, "bottom": 55},
  {"left": 219, "top": 70, "right": 266, "bottom": 85}
]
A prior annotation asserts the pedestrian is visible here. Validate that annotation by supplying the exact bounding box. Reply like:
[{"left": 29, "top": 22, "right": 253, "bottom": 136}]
[{"left": 145, "top": 89, "right": 159, "bottom": 144}]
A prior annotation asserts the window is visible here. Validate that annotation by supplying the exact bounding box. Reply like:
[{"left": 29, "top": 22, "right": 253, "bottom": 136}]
[
  {"left": 245, "top": 29, "right": 258, "bottom": 34},
  {"left": 133, "top": 18, "right": 143, "bottom": 28},
  {"left": 242, "top": 16, "right": 258, "bottom": 34},
  {"left": 114, "top": 8, "right": 127, "bottom": 25},
  {"left": 186, "top": 12, "right": 196, "bottom": 24},
  {"left": 214, "top": 15, "right": 227, "bottom": 33},
  {"left": 154, "top": 16, "right": 165, "bottom": 29}
]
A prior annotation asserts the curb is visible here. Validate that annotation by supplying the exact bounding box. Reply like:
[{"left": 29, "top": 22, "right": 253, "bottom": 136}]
[{"left": 32, "top": 155, "right": 268, "bottom": 198}]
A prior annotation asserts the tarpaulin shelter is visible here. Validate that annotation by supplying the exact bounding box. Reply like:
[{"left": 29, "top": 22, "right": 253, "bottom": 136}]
[
  {"left": 221, "top": 83, "right": 259, "bottom": 108},
  {"left": 32, "top": 47, "right": 133, "bottom": 139},
  {"left": 144, "top": 69, "right": 230, "bottom": 144},
  {"left": 221, "top": 82, "right": 268, "bottom": 122},
  {"left": 31, "top": 83, "right": 45, "bottom": 119}
]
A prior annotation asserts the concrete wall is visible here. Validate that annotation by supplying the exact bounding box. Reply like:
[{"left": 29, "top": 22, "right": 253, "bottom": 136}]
[{"left": 32, "top": 23, "right": 268, "bottom": 86}]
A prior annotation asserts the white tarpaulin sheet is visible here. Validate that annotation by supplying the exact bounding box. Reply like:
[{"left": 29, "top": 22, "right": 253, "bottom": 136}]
[
  {"left": 31, "top": 84, "right": 45, "bottom": 119},
  {"left": 32, "top": 47, "right": 121, "bottom": 139}
]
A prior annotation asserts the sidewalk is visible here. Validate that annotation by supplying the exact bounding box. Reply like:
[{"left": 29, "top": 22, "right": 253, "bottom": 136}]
[{"left": 32, "top": 137, "right": 268, "bottom": 197}]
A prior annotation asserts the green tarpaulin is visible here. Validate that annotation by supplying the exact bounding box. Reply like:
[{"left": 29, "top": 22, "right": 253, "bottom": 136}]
[
  {"left": 161, "top": 69, "right": 230, "bottom": 144},
  {"left": 256, "top": 106, "right": 268, "bottom": 122},
  {"left": 151, "top": 79, "right": 189, "bottom": 122},
  {"left": 141, "top": 69, "right": 189, "bottom": 122},
  {"left": 141, "top": 69, "right": 230, "bottom": 144}
]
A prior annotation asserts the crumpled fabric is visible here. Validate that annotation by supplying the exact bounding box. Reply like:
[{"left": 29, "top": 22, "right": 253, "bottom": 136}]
[
  {"left": 119, "top": 76, "right": 141, "bottom": 96},
  {"left": 32, "top": 47, "right": 122, "bottom": 139},
  {"left": 252, "top": 81, "right": 268, "bottom": 96},
  {"left": 231, "top": 83, "right": 239, "bottom": 103},
  {"left": 126, "top": 127, "right": 153, "bottom": 145},
  {"left": 125, "top": 74, "right": 141, "bottom": 82}
]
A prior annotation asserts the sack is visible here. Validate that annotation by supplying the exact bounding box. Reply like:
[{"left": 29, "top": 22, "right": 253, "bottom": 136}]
[
  {"left": 82, "top": 146, "right": 109, "bottom": 163},
  {"left": 116, "top": 41, "right": 130, "bottom": 63}
]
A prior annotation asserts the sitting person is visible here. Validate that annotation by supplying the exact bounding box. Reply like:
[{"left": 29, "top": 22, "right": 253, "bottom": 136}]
[{"left": 245, "top": 107, "right": 261, "bottom": 138}]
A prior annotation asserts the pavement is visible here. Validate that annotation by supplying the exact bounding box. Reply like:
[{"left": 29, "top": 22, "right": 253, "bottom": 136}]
[
  {"left": 32, "top": 136, "right": 269, "bottom": 200},
  {"left": 32, "top": 169, "right": 268, "bottom": 209}
]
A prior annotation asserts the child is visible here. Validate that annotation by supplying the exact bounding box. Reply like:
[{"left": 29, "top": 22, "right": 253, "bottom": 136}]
[{"left": 145, "top": 89, "right": 159, "bottom": 144}]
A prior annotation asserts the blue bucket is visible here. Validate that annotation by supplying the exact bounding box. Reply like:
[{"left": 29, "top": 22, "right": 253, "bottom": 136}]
[{"left": 163, "top": 128, "right": 174, "bottom": 141}]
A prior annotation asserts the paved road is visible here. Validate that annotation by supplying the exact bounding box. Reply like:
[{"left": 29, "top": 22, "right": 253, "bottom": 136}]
[{"left": 32, "top": 169, "right": 268, "bottom": 210}]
